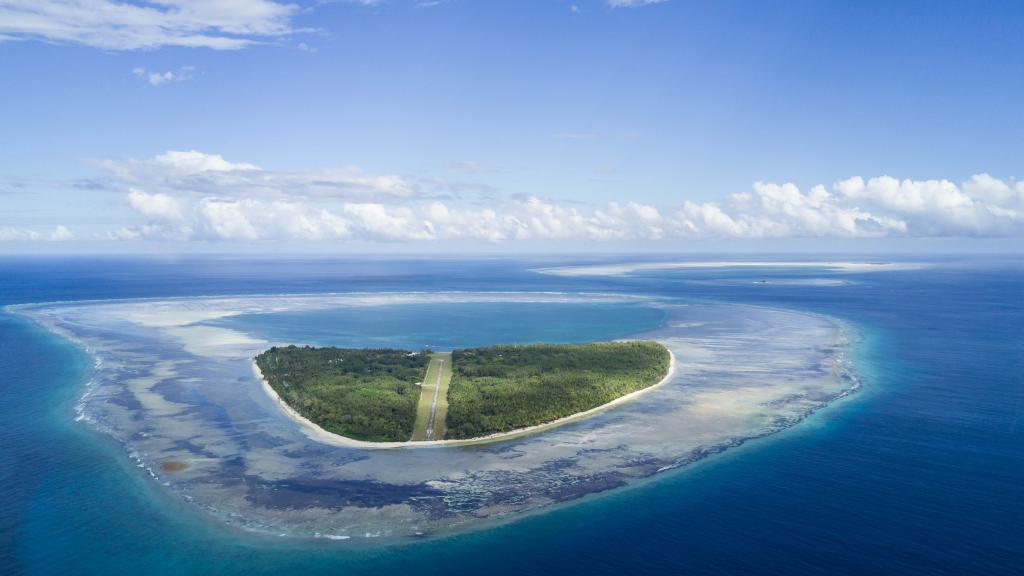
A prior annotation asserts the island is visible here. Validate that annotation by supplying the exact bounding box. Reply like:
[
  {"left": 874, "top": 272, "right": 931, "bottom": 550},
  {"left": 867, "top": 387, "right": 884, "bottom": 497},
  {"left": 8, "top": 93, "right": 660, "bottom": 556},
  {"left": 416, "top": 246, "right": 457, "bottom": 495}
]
[{"left": 254, "top": 341, "right": 672, "bottom": 443}]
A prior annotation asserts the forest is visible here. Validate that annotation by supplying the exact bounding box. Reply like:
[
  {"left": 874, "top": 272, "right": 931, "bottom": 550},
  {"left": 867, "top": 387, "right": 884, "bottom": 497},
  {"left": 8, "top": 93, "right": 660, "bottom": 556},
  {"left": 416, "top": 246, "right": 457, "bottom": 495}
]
[
  {"left": 256, "top": 341, "right": 669, "bottom": 442},
  {"left": 445, "top": 341, "right": 670, "bottom": 439},
  {"left": 255, "top": 345, "right": 430, "bottom": 442}
]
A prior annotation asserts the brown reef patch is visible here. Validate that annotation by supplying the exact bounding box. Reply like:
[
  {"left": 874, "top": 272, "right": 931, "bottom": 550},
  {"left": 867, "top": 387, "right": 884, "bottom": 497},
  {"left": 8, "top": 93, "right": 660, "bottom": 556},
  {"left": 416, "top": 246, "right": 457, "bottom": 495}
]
[{"left": 160, "top": 460, "right": 189, "bottom": 472}]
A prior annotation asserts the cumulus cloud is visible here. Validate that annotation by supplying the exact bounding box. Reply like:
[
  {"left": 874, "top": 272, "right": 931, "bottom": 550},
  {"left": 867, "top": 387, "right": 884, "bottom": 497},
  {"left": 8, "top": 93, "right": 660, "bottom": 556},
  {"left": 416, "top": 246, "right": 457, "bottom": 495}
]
[
  {"left": 0, "top": 0, "right": 302, "bottom": 50},
  {"left": 833, "top": 175, "right": 1023, "bottom": 236},
  {"left": 95, "top": 150, "right": 417, "bottom": 201},
  {"left": 682, "top": 181, "right": 910, "bottom": 238},
  {"left": 115, "top": 194, "right": 641, "bottom": 243},
  {"left": 197, "top": 198, "right": 260, "bottom": 240},
  {"left": 113, "top": 179, "right": 1020, "bottom": 244},
  {"left": 127, "top": 189, "right": 183, "bottom": 219},
  {"left": 963, "top": 173, "right": 1024, "bottom": 208},
  {"left": 98, "top": 150, "right": 1024, "bottom": 244},
  {"left": 0, "top": 225, "right": 73, "bottom": 241}
]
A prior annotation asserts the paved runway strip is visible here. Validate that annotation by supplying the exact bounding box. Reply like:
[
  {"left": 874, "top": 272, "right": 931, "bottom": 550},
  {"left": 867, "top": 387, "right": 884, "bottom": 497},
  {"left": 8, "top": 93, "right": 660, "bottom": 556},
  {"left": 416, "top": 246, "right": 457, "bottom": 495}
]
[{"left": 411, "top": 352, "right": 452, "bottom": 441}]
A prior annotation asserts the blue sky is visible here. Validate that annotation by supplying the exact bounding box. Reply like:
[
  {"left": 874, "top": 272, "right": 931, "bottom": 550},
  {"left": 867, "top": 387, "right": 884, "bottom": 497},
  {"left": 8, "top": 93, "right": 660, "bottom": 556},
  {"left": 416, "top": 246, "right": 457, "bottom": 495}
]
[{"left": 1, "top": 0, "right": 1022, "bottom": 253}]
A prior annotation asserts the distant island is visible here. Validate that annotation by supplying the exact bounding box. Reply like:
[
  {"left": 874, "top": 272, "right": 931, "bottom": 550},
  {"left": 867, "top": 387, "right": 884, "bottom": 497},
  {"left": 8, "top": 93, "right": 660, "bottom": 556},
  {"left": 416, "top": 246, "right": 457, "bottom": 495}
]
[{"left": 254, "top": 341, "right": 672, "bottom": 443}]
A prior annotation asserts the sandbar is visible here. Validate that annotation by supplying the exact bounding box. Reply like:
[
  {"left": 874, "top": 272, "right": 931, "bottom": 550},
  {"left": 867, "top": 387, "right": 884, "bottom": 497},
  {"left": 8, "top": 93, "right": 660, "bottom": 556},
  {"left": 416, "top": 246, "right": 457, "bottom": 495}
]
[{"left": 534, "top": 260, "right": 922, "bottom": 277}]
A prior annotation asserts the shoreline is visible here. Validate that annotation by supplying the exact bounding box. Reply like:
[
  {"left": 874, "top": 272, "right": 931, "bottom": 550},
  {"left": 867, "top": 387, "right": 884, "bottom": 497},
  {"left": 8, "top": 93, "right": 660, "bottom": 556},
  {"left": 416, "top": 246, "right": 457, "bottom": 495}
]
[{"left": 253, "top": 344, "right": 677, "bottom": 450}]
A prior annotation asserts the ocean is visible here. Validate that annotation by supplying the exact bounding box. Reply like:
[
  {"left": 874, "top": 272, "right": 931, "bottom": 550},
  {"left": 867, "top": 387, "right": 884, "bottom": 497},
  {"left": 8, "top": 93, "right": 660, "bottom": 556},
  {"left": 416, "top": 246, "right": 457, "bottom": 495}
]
[{"left": 0, "top": 256, "right": 1021, "bottom": 575}]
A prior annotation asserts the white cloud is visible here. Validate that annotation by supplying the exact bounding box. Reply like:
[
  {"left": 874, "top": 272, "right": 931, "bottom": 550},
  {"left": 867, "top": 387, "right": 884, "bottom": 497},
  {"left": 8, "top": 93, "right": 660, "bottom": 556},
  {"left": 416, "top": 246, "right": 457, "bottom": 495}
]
[
  {"left": 197, "top": 198, "right": 261, "bottom": 240},
  {"left": 113, "top": 188, "right": 890, "bottom": 244},
  {"left": 127, "top": 189, "right": 183, "bottom": 219},
  {"left": 698, "top": 180, "right": 910, "bottom": 238},
  {"left": 100, "top": 151, "right": 1024, "bottom": 243},
  {"left": 834, "top": 175, "right": 1022, "bottom": 236},
  {"left": 963, "top": 173, "right": 1022, "bottom": 207},
  {"left": 49, "top": 224, "right": 74, "bottom": 240},
  {"left": 95, "top": 150, "right": 416, "bottom": 200},
  {"left": 150, "top": 150, "right": 260, "bottom": 172},
  {"left": 343, "top": 203, "right": 434, "bottom": 241},
  {"left": 0, "top": 0, "right": 302, "bottom": 51},
  {"left": 116, "top": 195, "right": 636, "bottom": 243},
  {"left": 607, "top": 0, "right": 667, "bottom": 7},
  {"left": 111, "top": 176, "right": 1023, "bottom": 244},
  {"left": 0, "top": 224, "right": 73, "bottom": 241},
  {"left": 148, "top": 70, "right": 178, "bottom": 85},
  {"left": 133, "top": 66, "right": 194, "bottom": 86}
]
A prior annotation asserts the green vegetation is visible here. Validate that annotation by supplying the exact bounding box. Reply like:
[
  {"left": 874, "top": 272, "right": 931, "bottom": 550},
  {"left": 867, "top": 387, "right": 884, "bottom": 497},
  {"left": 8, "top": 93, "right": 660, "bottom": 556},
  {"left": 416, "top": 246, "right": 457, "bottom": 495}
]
[
  {"left": 256, "top": 340, "right": 670, "bottom": 443},
  {"left": 446, "top": 341, "right": 670, "bottom": 439},
  {"left": 255, "top": 345, "right": 429, "bottom": 442},
  {"left": 411, "top": 353, "right": 452, "bottom": 441}
]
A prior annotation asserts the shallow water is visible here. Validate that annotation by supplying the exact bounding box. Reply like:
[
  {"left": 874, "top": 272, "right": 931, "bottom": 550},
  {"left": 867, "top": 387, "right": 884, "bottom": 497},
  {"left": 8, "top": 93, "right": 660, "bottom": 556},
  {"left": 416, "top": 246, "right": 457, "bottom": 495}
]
[
  {"left": 1, "top": 256, "right": 1021, "bottom": 574},
  {"left": 13, "top": 292, "right": 853, "bottom": 539}
]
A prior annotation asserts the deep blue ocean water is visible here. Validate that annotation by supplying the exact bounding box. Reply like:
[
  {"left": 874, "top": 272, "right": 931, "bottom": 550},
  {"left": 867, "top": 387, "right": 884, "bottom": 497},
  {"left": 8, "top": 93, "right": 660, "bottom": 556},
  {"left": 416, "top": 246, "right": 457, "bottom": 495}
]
[{"left": 0, "top": 256, "right": 1021, "bottom": 575}]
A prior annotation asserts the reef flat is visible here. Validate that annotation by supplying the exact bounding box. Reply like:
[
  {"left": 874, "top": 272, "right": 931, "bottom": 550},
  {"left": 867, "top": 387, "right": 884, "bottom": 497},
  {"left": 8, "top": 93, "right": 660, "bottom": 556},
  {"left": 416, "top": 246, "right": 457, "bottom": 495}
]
[{"left": 11, "top": 293, "right": 858, "bottom": 541}]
